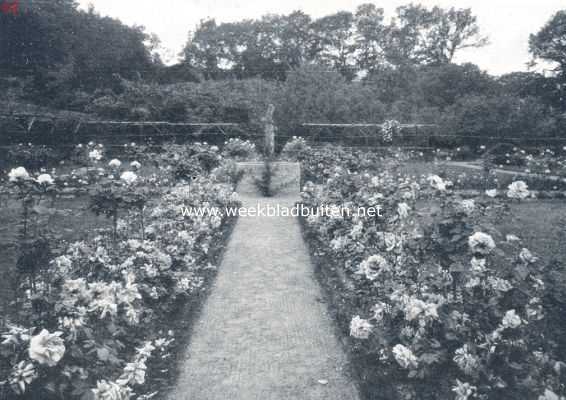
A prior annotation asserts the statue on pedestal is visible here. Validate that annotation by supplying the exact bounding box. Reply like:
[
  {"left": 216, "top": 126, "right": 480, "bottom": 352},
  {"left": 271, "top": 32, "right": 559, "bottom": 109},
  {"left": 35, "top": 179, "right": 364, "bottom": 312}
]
[{"left": 263, "top": 104, "right": 275, "bottom": 157}]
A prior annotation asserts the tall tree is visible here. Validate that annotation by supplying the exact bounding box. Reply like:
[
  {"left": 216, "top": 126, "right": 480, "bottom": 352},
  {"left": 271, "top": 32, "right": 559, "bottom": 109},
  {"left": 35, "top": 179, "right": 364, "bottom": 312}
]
[
  {"left": 530, "top": 10, "right": 566, "bottom": 76},
  {"left": 183, "top": 19, "right": 234, "bottom": 80},
  {"left": 311, "top": 11, "right": 358, "bottom": 80},
  {"left": 425, "top": 7, "right": 489, "bottom": 64},
  {"left": 276, "top": 11, "right": 315, "bottom": 69},
  {"left": 183, "top": 13, "right": 315, "bottom": 80},
  {"left": 385, "top": 5, "right": 488, "bottom": 66},
  {"left": 529, "top": 10, "right": 566, "bottom": 109},
  {"left": 354, "top": 3, "right": 387, "bottom": 72},
  {"left": 0, "top": 0, "right": 78, "bottom": 74},
  {"left": 385, "top": 4, "right": 434, "bottom": 66},
  {"left": 0, "top": 0, "right": 156, "bottom": 106}
]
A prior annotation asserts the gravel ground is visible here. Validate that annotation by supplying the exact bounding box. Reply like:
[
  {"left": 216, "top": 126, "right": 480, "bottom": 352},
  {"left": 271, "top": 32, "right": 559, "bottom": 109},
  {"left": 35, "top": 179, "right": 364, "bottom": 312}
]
[{"left": 167, "top": 193, "right": 360, "bottom": 400}]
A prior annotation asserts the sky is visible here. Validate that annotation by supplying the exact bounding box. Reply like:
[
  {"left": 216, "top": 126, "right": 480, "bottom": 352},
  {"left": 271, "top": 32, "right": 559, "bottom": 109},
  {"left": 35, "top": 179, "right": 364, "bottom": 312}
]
[{"left": 78, "top": 0, "right": 565, "bottom": 76}]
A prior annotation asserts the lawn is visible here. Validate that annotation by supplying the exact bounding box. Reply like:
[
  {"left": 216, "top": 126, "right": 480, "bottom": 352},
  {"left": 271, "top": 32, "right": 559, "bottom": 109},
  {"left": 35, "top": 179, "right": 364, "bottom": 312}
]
[
  {"left": 500, "top": 200, "right": 566, "bottom": 262},
  {"left": 398, "top": 160, "right": 566, "bottom": 191},
  {"left": 0, "top": 194, "right": 110, "bottom": 318}
]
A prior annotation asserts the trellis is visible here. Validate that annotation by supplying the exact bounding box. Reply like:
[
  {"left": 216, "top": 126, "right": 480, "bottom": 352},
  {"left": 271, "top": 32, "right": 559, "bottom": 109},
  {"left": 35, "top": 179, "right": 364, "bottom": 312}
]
[
  {"left": 300, "top": 123, "right": 437, "bottom": 148},
  {"left": 0, "top": 113, "right": 243, "bottom": 145}
]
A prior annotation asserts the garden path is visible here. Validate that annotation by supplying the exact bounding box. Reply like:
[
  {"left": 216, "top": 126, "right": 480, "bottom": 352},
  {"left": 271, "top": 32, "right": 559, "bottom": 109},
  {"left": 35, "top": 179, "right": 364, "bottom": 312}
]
[
  {"left": 168, "top": 193, "right": 360, "bottom": 400},
  {"left": 447, "top": 160, "right": 563, "bottom": 180}
]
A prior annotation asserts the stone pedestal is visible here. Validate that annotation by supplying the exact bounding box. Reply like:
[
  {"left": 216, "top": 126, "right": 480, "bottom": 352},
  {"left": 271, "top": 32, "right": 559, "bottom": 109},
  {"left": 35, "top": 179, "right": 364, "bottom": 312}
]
[{"left": 236, "top": 162, "right": 301, "bottom": 197}]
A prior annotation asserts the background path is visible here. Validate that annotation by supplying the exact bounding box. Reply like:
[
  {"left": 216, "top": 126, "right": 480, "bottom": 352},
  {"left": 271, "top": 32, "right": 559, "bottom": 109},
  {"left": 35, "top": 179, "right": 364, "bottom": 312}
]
[
  {"left": 447, "top": 160, "right": 564, "bottom": 181},
  {"left": 168, "top": 194, "right": 360, "bottom": 400}
]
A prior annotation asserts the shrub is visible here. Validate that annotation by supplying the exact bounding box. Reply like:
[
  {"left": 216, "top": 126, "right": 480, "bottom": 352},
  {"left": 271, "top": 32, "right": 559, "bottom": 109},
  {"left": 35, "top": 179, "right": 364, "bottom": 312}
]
[{"left": 221, "top": 138, "right": 258, "bottom": 161}]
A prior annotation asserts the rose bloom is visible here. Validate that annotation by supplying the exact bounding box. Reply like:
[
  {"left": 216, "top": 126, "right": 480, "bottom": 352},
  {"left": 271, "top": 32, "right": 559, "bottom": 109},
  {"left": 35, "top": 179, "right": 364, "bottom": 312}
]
[
  {"left": 470, "top": 257, "right": 486, "bottom": 274},
  {"left": 453, "top": 345, "right": 479, "bottom": 375},
  {"left": 460, "top": 199, "right": 475, "bottom": 214},
  {"left": 519, "top": 248, "right": 538, "bottom": 264},
  {"left": 539, "top": 389, "right": 561, "bottom": 400},
  {"left": 88, "top": 149, "right": 103, "bottom": 161},
  {"left": 468, "top": 232, "right": 496, "bottom": 255},
  {"left": 8, "top": 167, "right": 30, "bottom": 182},
  {"left": 357, "top": 255, "right": 390, "bottom": 281},
  {"left": 507, "top": 180, "right": 529, "bottom": 200},
  {"left": 349, "top": 316, "right": 373, "bottom": 339},
  {"left": 501, "top": 309, "right": 523, "bottom": 329},
  {"left": 36, "top": 173, "right": 54, "bottom": 185},
  {"left": 108, "top": 159, "right": 122, "bottom": 168},
  {"left": 452, "top": 380, "right": 477, "bottom": 400},
  {"left": 130, "top": 161, "right": 142, "bottom": 170},
  {"left": 392, "top": 344, "right": 418, "bottom": 369},
  {"left": 485, "top": 189, "right": 497, "bottom": 198},
  {"left": 92, "top": 380, "right": 132, "bottom": 400},
  {"left": 28, "top": 329, "right": 66, "bottom": 366},
  {"left": 427, "top": 175, "right": 450, "bottom": 191},
  {"left": 120, "top": 171, "right": 138, "bottom": 185},
  {"left": 397, "top": 202, "right": 410, "bottom": 219}
]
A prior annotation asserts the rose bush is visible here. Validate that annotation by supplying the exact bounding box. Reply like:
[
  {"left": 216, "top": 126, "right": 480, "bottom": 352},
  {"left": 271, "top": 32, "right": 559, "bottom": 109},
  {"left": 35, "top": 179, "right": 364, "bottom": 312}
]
[
  {"left": 297, "top": 144, "right": 565, "bottom": 400},
  {"left": 0, "top": 143, "right": 241, "bottom": 399}
]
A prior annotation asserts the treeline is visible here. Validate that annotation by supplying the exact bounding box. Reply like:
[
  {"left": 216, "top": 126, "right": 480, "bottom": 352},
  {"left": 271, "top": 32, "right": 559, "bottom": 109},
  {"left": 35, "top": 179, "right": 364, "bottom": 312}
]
[
  {"left": 1, "top": 2, "right": 565, "bottom": 144},
  {"left": 0, "top": 0, "right": 199, "bottom": 108},
  {"left": 183, "top": 4, "right": 488, "bottom": 80}
]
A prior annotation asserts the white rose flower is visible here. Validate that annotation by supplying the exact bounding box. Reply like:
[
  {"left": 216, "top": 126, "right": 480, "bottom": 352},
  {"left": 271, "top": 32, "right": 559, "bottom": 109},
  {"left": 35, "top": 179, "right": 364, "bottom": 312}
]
[
  {"left": 28, "top": 329, "right": 66, "bottom": 367},
  {"left": 470, "top": 257, "right": 486, "bottom": 274},
  {"left": 501, "top": 309, "right": 523, "bottom": 329},
  {"left": 452, "top": 380, "right": 477, "bottom": 400},
  {"left": 468, "top": 232, "right": 496, "bottom": 255},
  {"left": 130, "top": 161, "right": 141, "bottom": 170},
  {"left": 488, "top": 277, "right": 513, "bottom": 292},
  {"left": 453, "top": 345, "right": 479, "bottom": 375},
  {"left": 519, "top": 248, "right": 538, "bottom": 264},
  {"left": 357, "top": 255, "right": 390, "bottom": 281},
  {"left": 427, "top": 175, "right": 450, "bottom": 191},
  {"left": 88, "top": 149, "right": 103, "bottom": 161},
  {"left": 108, "top": 159, "right": 122, "bottom": 168},
  {"left": 92, "top": 380, "right": 132, "bottom": 400},
  {"left": 371, "top": 302, "right": 391, "bottom": 322},
  {"left": 507, "top": 181, "right": 529, "bottom": 200},
  {"left": 397, "top": 202, "right": 410, "bottom": 219},
  {"left": 485, "top": 189, "right": 497, "bottom": 197},
  {"left": 8, "top": 167, "right": 30, "bottom": 182},
  {"left": 36, "top": 173, "right": 54, "bottom": 185},
  {"left": 392, "top": 344, "right": 418, "bottom": 369},
  {"left": 460, "top": 199, "right": 475, "bottom": 214},
  {"left": 349, "top": 316, "right": 373, "bottom": 339},
  {"left": 120, "top": 171, "right": 138, "bottom": 185},
  {"left": 538, "top": 389, "right": 560, "bottom": 400}
]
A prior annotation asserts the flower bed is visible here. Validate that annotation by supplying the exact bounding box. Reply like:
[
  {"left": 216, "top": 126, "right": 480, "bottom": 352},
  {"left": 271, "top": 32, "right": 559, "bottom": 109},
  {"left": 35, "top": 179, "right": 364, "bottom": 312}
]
[
  {"left": 0, "top": 144, "right": 241, "bottom": 400},
  {"left": 297, "top": 145, "right": 566, "bottom": 400}
]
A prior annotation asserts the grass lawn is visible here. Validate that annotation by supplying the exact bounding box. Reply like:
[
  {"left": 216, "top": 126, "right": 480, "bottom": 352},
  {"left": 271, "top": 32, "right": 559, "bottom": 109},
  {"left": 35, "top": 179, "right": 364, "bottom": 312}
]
[
  {"left": 0, "top": 195, "right": 110, "bottom": 316},
  {"left": 399, "top": 160, "right": 566, "bottom": 191},
  {"left": 399, "top": 161, "right": 566, "bottom": 262},
  {"left": 501, "top": 200, "right": 566, "bottom": 262}
]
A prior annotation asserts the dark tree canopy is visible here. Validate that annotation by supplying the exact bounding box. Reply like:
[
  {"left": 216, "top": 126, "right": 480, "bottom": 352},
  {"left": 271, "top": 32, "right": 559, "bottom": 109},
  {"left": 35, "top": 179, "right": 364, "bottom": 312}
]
[
  {"left": 385, "top": 5, "right": 488, "bottom": 66},
  {"left": 181, "top": 5, "right": 488, "bottom": 80},
  {"left": 530, "top": 10, "right": 566, "bottom": 109},
  {"left": 530, "top": 10, "right": 566, "bottom": 77},
  {"left": 0, "top": 0, "right": 157, "bottom": 104},
  {"left": 183, "top": 13, "right": 317, "bottom": 81}
]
